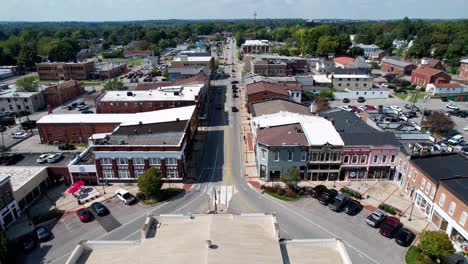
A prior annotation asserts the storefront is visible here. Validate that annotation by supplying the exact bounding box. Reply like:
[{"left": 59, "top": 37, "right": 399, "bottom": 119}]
[
  {"left": 340, "top": 167, "right": 367, "bottom": 181},
  {"left": 415, "top": 192, "right": 432, "bottom": 218}
]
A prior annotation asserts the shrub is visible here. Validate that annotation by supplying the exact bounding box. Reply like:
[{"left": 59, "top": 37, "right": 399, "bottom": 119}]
[
  {"left": 284, "top": 188, "right": 297, "bottom": 198},
  {"left": 419, "top": 231, "right": 455, "bottom": 259},
  {"left": 276, "top": 187, "right": 285, "bottom": 196},
  {"left": 340, "top": 187, "right": 362, "bottom": 199},
  {"left": 415, "top": 253, "right": 433, "bottom": 264},
  {"left": 378, "top": 203, "right": 397, "bottom": 215},
  {"left": 32, "top": 208, "right": 64, "bottom": 225},
  {"left": 159, "top": 188, "right": 183, "bottom": 201},
  {"left": 135, "top": 192, "right": 146, "bottom": 201}
]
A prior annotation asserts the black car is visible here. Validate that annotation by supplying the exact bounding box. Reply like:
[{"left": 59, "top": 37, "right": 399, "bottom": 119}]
[
  {"left": 402, "top": 111, "right": 417, "bottom": 118},
  {"left": 395, "top": 228, "right": 416, "bottom": 247},
  {"left": 423, "top": 110, "right": 432, "bottom": 116},
  {"left": 344, "top": 199, "right": 362, "bottom": 215},
  {"left": 342, "top": 98, "right": 350, "bottom": 103},
  {"left": 58, "top": 143, "right": 76, "bottom": 150},
  {"left": 231, "top": 81, "right": 239, "bottom": 84},
  {"left": 357, "top": 97, "right": 366, "bottom": 103},
  {"left": 310, "top": 185, "right": 327, "bottom": 198},
  {"left": 233, "top": 93, "right": 239, "bottom": 98},
  {"left": 34, "top": 226, "right": 52, "bottom": 242},
  {"left": 91, "top": 202, "right": 109, "bottom": 216},
  {"left": 440, "top": 97, "right": 448, "bottom": 102},
  {"left": 5, "top": 154, "right": 24, "bottom": 165},
  {"left": 318, "top": 189, "right": 338, "bottom": 205},
  {"left": 19, "top": 234, "right": 36, "bottom": 252},
  {"left": 231, "top": 107, "right": 239, "bottom": 112}
]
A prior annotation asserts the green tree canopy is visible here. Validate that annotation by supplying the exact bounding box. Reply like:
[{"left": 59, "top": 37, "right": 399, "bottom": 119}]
[
  {"left": 48, "top": 40, "right": 76, "bottom": 62},
  {"left": 137, "top": 168, "right": 163, "bottom": 197},
  {"left": 422, "top": 111, "right": 455, "bottom": 139},
  {"left": 103, "top": 78, "right": 125, "bottom": 91},
  {"left": 17, "top": 43, "right": 39, "bottom": 70},
  {"left": 16, "top": 75, "right": 39, "bottom": 92},
  {"left": 418, "top": 231, "right": 454, "bottom": 259},
  {"left": 280, "top": 167, "right": 301, "bottom": 188}
]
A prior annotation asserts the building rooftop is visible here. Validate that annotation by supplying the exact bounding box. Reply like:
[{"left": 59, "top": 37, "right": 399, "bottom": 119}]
[
  {"left": 440, "top": 177, "right": 468, "bottom": 205},
  {"left": 107, "top": 132, "right": 186, "bottom": 146},
  {"left": 243, "top": 74, "right": 297, "bottom": 85},
  {"left": 173, "top": 56, "right": 213, "bottom": 62},
  {"left": 333, "top": 57, "right": 354, "bottom": 65},
  {"left": 242, "top": 40, "right": 271, "bottom": 46},
  {"left": 411, "top": 154, "right": 468, "bottom": 184},
  {"left": 461, "top": 58, "right": 468, "bottom": 64},
  {"left": 37, "top": 105, "right": 196, "bottom": 126},
  {"left": 246, "top": 81, "right": 290, "bottom": 96},
  {"left": 332, "top": 74, "right": 371, "bottom": 79},
  {"left": 250, "top": 54, "right": 306, "bottom": 61},
  {"left": 319, "top": 108, "right": 372, "bottom": 133},
  {"left": 430, "top": 83, "right": 463, "bottom": 88},
  {"left": 250, "top": 99, "right": 312, "bottom": 117},
  {"left": 253, "top": 112, "right": 344, "bottom": 146},
  {"left": 412, "top": 67, "right": 445, "bottom": 76},
  {"left": 0, "top": 166, "right": 47, "bottom": 193},
  {"left": 257, "top": 123, "right": 309, "bottom": 146},
  {"left": 339, "top": 132, "right": 400, "bottom": 147},
  {"left": 382, "top": 57, "right": 414, "bottom": 68},
  {"left": 137, "top": 73, "right": 207, "bottom": 90},
  {"left": 281, "top": 239, "right": 351, "bottom": 264},
  {"left": 95, "top": 62, "right": 127, "bottom": 71},
  {"left": 98, "top": 84, "right": 202, "bottom": 102}
]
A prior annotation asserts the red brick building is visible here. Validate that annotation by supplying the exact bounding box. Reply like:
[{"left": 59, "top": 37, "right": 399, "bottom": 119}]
[
  {"left": 381, "top": 57, "right": 417, "bottom": 75},
  {"left": 95, "top": 84, "right": 203, "bottom": 113},
  {"left": 411, "top": 67, "right": 451, "bottom": 88},
  {"left": 241, "top": 40, "right": 271, "bottom": 54},
  {"left": 36, "top": 61, "right": 95, "bottom": 81},
  {"left": 44, "top": 80, "right": 86, "bottom": 107},
  {"left": 122, "top": 50, "right": 154, "bottom": 58},
  {"left": 459, "top": 59, "right": 468, "bottom": 81},
  {"left": 136, "top": 73, "right": 208, "bottom": 91},
  {"left": 246, "top": 81, "right": 290, "bottom": 104}
]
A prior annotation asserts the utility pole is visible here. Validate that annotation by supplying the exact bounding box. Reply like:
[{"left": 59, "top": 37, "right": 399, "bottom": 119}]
[{"left": 253, "top": 11, "right": 257, "bottom": 40}]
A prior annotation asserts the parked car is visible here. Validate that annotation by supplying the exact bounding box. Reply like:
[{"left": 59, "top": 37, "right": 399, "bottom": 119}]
[
  {"left": 77, "top": 105, "right": 90, "bottom": 111},
  {"left": 389, "top": 106, "right": 401, "bottom": 112},
  {"left": 396, "top": 89, "right": 408, "bottom": 94},
  {"left": 366, "top": 210, "right": 386, "bottom": 227},
  {"left": 231, "top": 107, "right": 239, "bottom": 112},
  {"left": 81, "top": 110, "right": 94, "bottom": 114},
  {"left": 318, "top": 189, "right": 338, "bottom": 205},
  {"left": 338, "top": 106, "right": 353, "bottom": 112},
  {"left": 423, "top": 110, "right": 432, "bottom": 116},
  {"left": 58, "top": 143, "right": 76, "bottom": 150},
  {"left": 446, "top": 104, "right": 460, "bottom": 110},
  {"left": 395, "top": 228, "right": 416, "bottom": 247},
  {"left": 440, "top": 97, "right": 448, "bottom": 102},
  {"left": 342, "top": 98, "right": 350, "bottom": 103},
  {"left": 344, "top": 199, "right": 362, "bottom": 215},
  {"left": 329, "top": 193, "right": 350, "bottom": 212},
  {"left": 402, "top": 111, "right": 417, "bottom": 118},
  {"left": 443, "top": 130, "right": 460, "bottom": 141},
  {"left": 448, "top": 135, "right": 464, "bottom": 145},
  {"left": 231, "top": 81, "right": 239, "bottom": 84},
  {"left": 115, "top": 189, "right": 135, "bottom": 205},
  {"left": 5, "top": 154, "right": 24, "bottom": 165},
  {"left": 21, "top": 120, "right": 37, "bottom": 130},
  {"left": 0, "top": 126, "right": 6, "bottom": 132},
  {"left": 36, "top": 153, "right": 52, "bottom": 163},
  {"left": 34, "top": 226, "right": 52, "bottom": 242},
  {"left": 19, "top": 234, "right": 36, "bottom": 252},
  {"left": 47, "top": 153, "right": 63, "bottom": 163},
  {"left": 357, "top": 97, "right": 366, "bottom": 103},
  {"left": 464, "top": 126, "right": 468, "bottom": 131},
  {"left": 311, "top": 185, "right": 327, "bottom": 198},
  {"left": 12, "top": 131, "right": 28, "bottom": 139},
  {"left": 76, "top": 208, "right": 92, "bottom": 222},
  {"left": 379, "top": 217, "right": 402, "bottom": 238},
  {"left": 91, "top": 202, "right": 109, "bottom": 216}
]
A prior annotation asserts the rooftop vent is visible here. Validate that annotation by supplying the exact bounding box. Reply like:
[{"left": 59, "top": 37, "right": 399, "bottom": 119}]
[
  {"left": 139, "top": 121, "right": 143, "bottom": 125},
  {"left": 119, "top": 139, "right": 125, "bottom": 145},
  {"left": 127, "top": 91, "right": 133, "bottom": 96}
]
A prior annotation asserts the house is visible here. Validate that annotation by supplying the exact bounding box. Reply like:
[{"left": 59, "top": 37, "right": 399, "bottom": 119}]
[
  {"left": 400, "top": 154, "right": 468, "bottom": 252},
  {"left": 0, "top": 87, "right": 46, "bottom": 114},
  {"left": 409, "top": 57, "right": 445, "bottom": 71},
  {"left": 332, "top": 74, "right": 389, "bottom": 99},
  {"left": 246, "top": 81, "right": 291, "bottom": 104},
  {"left": 253, "top": 112, "right": 344, "bottom": 181},
  {"left": 36, "top": 60, "right": 95, "bottom": 81},
  {"left": 241, "top": 40, "right": 271, "bottom": 54},
  {"left": 411, "top": 67, "right": 451, "bottom": 88},
  {"left": 371, "top": 50, "right": 389, "bottom": 61},
  {"left": 381, "top": 57, "right": 417, "bottom": 75},
  {"left": 333, "top": 57, "right": 354, "bottom": 68},
  {"left": 352, "top": 43, "right": 380, "bottom": 58},
  {"left": 425, "top": 83, "right": 468, "bottom": 96},
  {"left": 459, "top": 59, "right": 468, "bottom": 81},
  {"left": 345, "top": 61, "right": 372, "bottom": 74},
  {"left": 122, "top": 50, "right": 154, "bottom": 58},
  {"left": 44, "top": 80, "right": 86, "bottom": 107}
]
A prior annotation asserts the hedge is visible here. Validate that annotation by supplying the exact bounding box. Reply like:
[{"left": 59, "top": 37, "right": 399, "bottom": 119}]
[
  {"left": 340, "top": 187, "right": 363, "bottom": 199},
  {"left": 378, "top": 203, "right": 397, "bottom": 215}
]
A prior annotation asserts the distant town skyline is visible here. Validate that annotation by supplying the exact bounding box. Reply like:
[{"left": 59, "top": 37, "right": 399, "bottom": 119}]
[{"left": 1, "top": 0, "right": 467, "bottom": 22}]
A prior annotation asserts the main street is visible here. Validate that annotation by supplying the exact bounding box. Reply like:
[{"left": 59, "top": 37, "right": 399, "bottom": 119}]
[{"left": 39, "top": 38, "right": 406, "bottom": 264}]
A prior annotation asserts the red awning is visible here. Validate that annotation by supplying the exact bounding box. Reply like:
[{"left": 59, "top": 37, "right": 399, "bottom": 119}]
[
  {"left": 67, "top": 185, "right": 80, "bottom": 194},
  {"left": 74, "top": 180, "right": 85, "bottom": 188}
]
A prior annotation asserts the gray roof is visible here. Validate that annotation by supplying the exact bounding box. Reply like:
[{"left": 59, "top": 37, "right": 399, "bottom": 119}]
[
  {"left": 319, "top": 108, "right": 371, "bottom": 133},
  {"left": 108, "top": 132, "right": 185, "bottom": 146},
  {"left": 441, "top": 178, "right": 468, "bottom": 204},
  {"left": 250, "top": 99, "right": 312, "bottom": 117},
  {"left": 382, "top": 57, "right": 414, "bottom": 68},
  {"left": 339, "top": 132, "right": 400, "bottom": 147}
]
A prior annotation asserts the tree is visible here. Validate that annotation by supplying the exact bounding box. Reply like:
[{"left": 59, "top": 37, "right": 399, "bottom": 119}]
[
  {"left": 137, "top": 168, "right": 163, "bottom": 198},
  {"left": 348, "top": 46, "right": 364, "bottom": 57},
  {"left": 316, "top": 35, "right": 338, "bottom": 56},
  {"left": 280, "top": 167, "right": 301, "bottom": 188},
  {"left": 16, "top": 76, "right": 39, "bottom": 92},
  {"left": 319, "top": 89, "right": 334, "bottom": 99},
  {"left": 422, "top": 111, "right": 455, "bottom": 139},
  {"left": 48, "top": 40, "right": 76, "bottom": 62},
  {"left": 314, "top": 96, "right": 330, "bottom": 112},
  {"left": 418, "top": 231, "right": 454, "bottom": 260},
  {"left": 17, "top": 43, "right": 39, "bottom": 70},
  {"left": 103, "top": 78, "right": 125, "bottom": 91}
]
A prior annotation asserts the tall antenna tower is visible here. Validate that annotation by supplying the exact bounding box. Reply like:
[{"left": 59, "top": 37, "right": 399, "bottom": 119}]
[{"left": 253, "top": 11, "right": 257, "bottom": 40}]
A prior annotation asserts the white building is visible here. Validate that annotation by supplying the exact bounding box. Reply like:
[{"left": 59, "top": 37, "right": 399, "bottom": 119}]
[
  {"left": 332, "top": 74, "right": 389, "bottom": 99},
  {"left": 352, "top": 43, "right": 380, "bottom": 59},
  {"left": 425, "top": 83, "right": 468, "bottom": 96}
]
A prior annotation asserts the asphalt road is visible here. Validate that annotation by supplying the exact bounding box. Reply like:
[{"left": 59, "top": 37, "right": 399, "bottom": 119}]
[{"left": 28, "top": 38, "right": 406, "bottom": 264}]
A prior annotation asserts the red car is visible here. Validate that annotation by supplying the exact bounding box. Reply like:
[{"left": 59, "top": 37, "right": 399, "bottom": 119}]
[
  {"left": 76, "top": 208, "right": 91, "bottom": 222},
  {"left": 379, "top": 216, "right": 402, "bottom": 238}
]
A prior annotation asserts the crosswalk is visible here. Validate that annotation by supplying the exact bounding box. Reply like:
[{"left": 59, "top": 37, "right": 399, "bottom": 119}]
[{"left": 207, "top": 185, "right": 237, "bottom": 208}]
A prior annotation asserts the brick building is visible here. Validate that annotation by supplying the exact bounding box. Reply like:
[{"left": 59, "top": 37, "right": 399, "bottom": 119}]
[
  {"left": 122, "top": 50, "right": 154, "bottom": 58},
  {"left": 66, "top": 105, "right": 197, "bottom": 184},
  {"left": 381, "top": 57, "right": 417, "bottom": 75},
  {"left": 459, "top": 59, "right": 468, "bottom": 81},
  {"left": 400, "top": 154, "right": 468, "bottom": 252},
  {"left": 246, "top": 81, "right": 290, "bottom": 104},
  {"left": 36, "top": 60, "right": 95, "bottom": 81},
  {"left": 96, "top": 84, "right": 203, "bottom": 113},
  {"left": 44, "top": 80, "right": 86, "bottom": 107},
  {"left": 245, "top": 54, "right": 307, "bottom": 76},
  {"left": 411, "top": 67, "right": 451, "bottom": 88},
  {"left": 94, "top": 62, "right": 128, "bottom": 79},
  {"left": 171, "top": 55, "right": 214, "bottom": 71},
  {"left": 241, "top": 40, "right": 271, "bottom": 54}
]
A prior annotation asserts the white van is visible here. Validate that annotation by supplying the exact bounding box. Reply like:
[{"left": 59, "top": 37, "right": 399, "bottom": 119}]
[{"left": 448, "top": 135, "right": 464, "bottom": 145}]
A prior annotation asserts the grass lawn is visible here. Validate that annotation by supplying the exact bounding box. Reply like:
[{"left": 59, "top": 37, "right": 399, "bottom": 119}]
[
  {"left": 408, "top": 91, "right": 426, "bottom": 103},
  {"left": 394, "top": 93, "right": 408, "bottom": 100},
  {"left": 140, "top": 197, "right": 159, "bottom": 205},
  {"left": 139, "top": 188, "right": 184, "bottom": 205},
  {"left": 405, "top": 246, "right": 419, "bottom": 264},
  {"left": 263, "top": 190, "right": 303, "bottom": 202}
]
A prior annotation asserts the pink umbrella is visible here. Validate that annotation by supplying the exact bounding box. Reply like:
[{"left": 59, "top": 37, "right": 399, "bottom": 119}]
[
  {"left": 74, "top": 180, "right": 85, "bottom": 188},
  {"left": 67, "top": 185, "right": 79, "bottom": 194}
]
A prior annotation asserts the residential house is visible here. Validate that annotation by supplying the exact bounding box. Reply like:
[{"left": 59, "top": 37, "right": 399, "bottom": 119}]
[
  {"left": 426, "top": 83, "right": 467, "bottom": 96},
  {"left": 352, "top": 43, "right": 380, "bottom": 58},
  {"left": 411, "top": 67, "right": 451, "bottom": 88},
  {"left": 381, "top": 57, "right": 417, "bottom": 75},
  {"left": 371, "top": 50, "right": 389, "bottom": 61}
]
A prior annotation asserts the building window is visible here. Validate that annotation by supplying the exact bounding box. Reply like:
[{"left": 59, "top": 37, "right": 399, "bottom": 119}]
[
  {"left": 288, "top": 151, "right": 293, "bottom": 162},
  {"left": 391, "top": 155, "right": 396, "bottom": 163},
  {"left": 149, "top": 157, "right": 161, "bottom": 165},
  {"left": 343, "top": 155, "right": 350, "bottom": 164},
  {"left": 460, "top": 212, "right": 467, "bottom": 226},
  {"left": 420, "top": 178, "right": 426, "bottom": 190},
  {"left": 301, "top": 151, "right": 307, "bottom": 161},
  {"left": 167, "top": 170, "right": 178, "bottom": 179},
  {"left": 449, "top": 202, "right": 456, "bottom": 216},
  {"left": 439, "top": 193, "right": 446, "bottom": 206},
  {"left": 261, "top": 149, "right": 267, "bottom": 160},
  {"left": 166, "top": 158, "right": 177, "bottom": 165},
  {"left": 360, "top": 155, "right": 367, "bottom": 164},
  {"left": 274, "top": 151, "right": 280, "bottom": 162},
  {"left": 102, "top": 170, "right": 114, "bottom": 179},
  {"left": 412, "top": 171, "right": 417, "bottom": 182},
  {"left": 133, "top": 157, "right": 144, "bottom": 165},
  {"left": 430, "top": 187, "right": 436, "bottom": 199},
  {"left": 100, "top": 158, "right": 112, "bottom": 165},
  {"left": 118, "top": 170, "right": 130, "bottom": 179},
  {"left": 382, "top": 155, "right": 387, "bottom": 163},
  {"left": 425, "top": 182, "right": 430, "bottom": 194},
  {"left": 373, "top": 155, "right": 379, "bottom": 163},
  {"left": 134, "top": 170, "right": 144, "bottom": 178},
  {"left": 116, "top": 158, "right": 128, "bottom": 165},
  {"left": 351, "top": 155, "right": 358, "bottom": 164}
]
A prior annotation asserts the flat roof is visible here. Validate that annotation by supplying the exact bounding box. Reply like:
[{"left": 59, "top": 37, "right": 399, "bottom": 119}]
[
  {"left": 98, "top": 84, "right": 202, "bottom": 102},
  {"left": 332, "top": 74, "right": 371, "bottom": 79},
  {"left": 250, "top": 99, "right": 312, "bottom": 117},
  {"left": 312, "top": 75, "right": 333, "bottom": 83},
  {"left": 0, "top": 166, "right": 47, "bottom": 192},
  {"left": 242, "top": 40, "right": 270, "bottom": 46},
  {"left": 37, "top": 105, "right": 196, "bottom": 126},
  {"left": 173, "top": 56, "right": 213, "bottom": 62},
  {"left": 281, "top": 239, "right": 351, "bottom": 264},
  {"left": 79, "top": 214, "right": 283, "bottom": 264}
]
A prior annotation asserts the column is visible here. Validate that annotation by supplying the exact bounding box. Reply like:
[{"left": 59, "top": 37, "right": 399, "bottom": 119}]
[
  {"left": 177, "top": 159, "right": 184, "bottom": 179},
  {"left": 160, "top": 159, "right": 167, "bottom": 178},
  {"left": 144, "top": 159, "right": 150, "bottom": 171},
  {"left": 128, "top": 159, "right": 135, "bottom": 178},
  {"left": 112, "top": 159, "right": 118, "bottom": 179},
  {"left": 95, "top": 159, "right": 103, "bottom": 183}
]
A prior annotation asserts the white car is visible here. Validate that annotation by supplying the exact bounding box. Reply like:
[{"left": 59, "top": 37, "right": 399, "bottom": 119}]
[
  {"left": 12, "top": 131, "right": 28, "bottom": 139},
  {"left": 36, "top": 153, "right": 52, "bottom": 163},
  {"left": 46, "top": 153, "right": 63, "bottom": 163},
  {"left": 115, "top": 189, "right": 135, "bottom": 205},
  {"left": 446, "top": 104, "right": 460, "bottom": 110},
  {"left": 389, "top": 105, "right": 401, "bottom": 112},
  {"left": 338, "top": 106, "right": 353, "bottom": 112},
  {"left": 464, "top": 125, "right": 468, "bottom": 131}
]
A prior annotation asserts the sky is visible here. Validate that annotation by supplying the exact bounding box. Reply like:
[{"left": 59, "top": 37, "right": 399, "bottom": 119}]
[{"left": 0, "top": 0, "right": 467, "bottom": 21}]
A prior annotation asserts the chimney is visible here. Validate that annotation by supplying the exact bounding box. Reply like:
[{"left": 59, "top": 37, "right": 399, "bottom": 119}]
[
  {"left": 139, "top": 121, "right": 143, "bottom": 125},
  {"left": 47, "top": 105, "right": 52, "bottom": 115}
]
